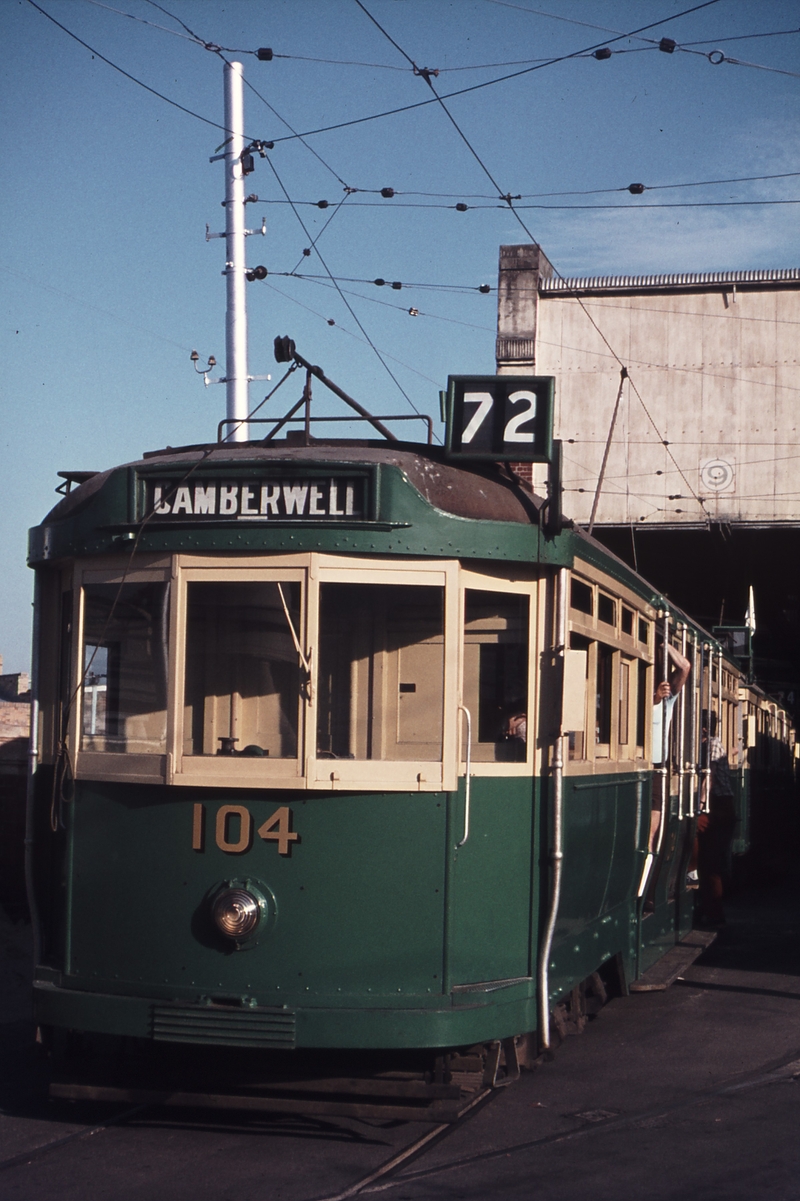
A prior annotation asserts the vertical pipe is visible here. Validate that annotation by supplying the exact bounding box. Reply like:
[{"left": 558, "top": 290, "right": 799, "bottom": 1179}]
[
  {"left": 677, "top": 625, "right": 687, "bottom": 820},
  {"left": 538, "top": 567, "right": 568, "bottom": 1051},
  {"left": 700, "top": 644, "right": 712, "bottom": 811},
  {"left": 224, "top": 61, "right": 249, "bottom": 442},
  {"left": 24, "top": 574, "right": 42, "bottom": 965}
]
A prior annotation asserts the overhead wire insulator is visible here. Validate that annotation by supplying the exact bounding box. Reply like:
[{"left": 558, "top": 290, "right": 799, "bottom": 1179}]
[
  {"left": 391, "top": 281, "right": 402, "bottom": 290},
  {"left": 374, "top": 278, "right": 386, "bottom": 286},
  {"left": 593, "top": 47, "right": 612, "bottom": 60},
  {"left": 257, "top": 47, "right": 273, "bottom": 61},
  {"left": 456, "top": 202, "right": 468, "bottom": 211},
  {"left": 380, "top": 187, "right": 395, "bottom": 198},
  {"left": 478, "top": 284, "right": 491, "bottom": 294},
  {"left": 659, "top": 37, "right": 676, "bottom": 53},
  {"left": 245, "top": 265, "right": 268, "bottom": 281},
  {"left": 317, "top": 200, "right": 329, "bottom": 208},
  {"left": 628, "top": 183, "right": 645, "bottom": 195},
  {"left": 241, "top": 152, "right": 255, "bottom": 175}
]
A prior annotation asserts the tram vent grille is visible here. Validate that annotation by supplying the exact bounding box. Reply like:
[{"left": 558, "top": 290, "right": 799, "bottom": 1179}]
[{"left": 151, "top": 1004, "right": 296, "bottom": 1048}]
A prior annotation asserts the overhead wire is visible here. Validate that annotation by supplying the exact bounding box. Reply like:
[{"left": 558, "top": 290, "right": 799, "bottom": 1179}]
[
  {"left": 26, "top": 0, "right": 233, "bottom": 137},
  {"left": 264, "top": 281, "right": 445, "bottom": 387},
  {"left": 143, "top": 0, "right": 351, "bottom": 188},
  {"left": 261, "top": 151, "right": 436, "bottom": 434},
  {"left": 254, "top": 196, "right": 800, "bottom": 211},
  {"left": 354, "top": 0, "right": 712, "bottom": 519},
  {"left": 267, "top": 0, "right": 726, "bottom": 145}
]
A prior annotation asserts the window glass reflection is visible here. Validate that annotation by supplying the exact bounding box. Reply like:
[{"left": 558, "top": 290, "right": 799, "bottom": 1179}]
[
  {"left": 81, "top": 582, "right": 169, "bottom": 754},
  {"left": 317, "top": 583, "right": 444, "bottom": 762},
  {"left": 184, "top": 582, "right": 301, "bottom": 759}
]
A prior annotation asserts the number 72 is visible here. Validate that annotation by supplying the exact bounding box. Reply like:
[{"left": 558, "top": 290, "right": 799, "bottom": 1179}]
[{"left": 461, "top": 390, "right": 537, "bottom": 445}]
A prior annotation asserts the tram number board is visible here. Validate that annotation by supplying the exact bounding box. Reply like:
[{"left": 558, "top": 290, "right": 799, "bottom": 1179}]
[
  {"left": 143, "top": 475, "right": 369, "bottom": 522},
  {"left": 445, "top": 375, "right": 554, "bottom": 462}
]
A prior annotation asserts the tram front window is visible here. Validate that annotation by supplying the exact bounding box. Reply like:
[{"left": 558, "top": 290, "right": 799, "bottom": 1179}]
[
  {"left": 317, "top": 583, "right": 445, "bottom": 761},
  {"left": 183, "top": 582, "right": 301, "bottom": 758},
  {"left": 463, "top": 590, "right": 529, "bottom": 762},
  {"left": 81, "top": 582, "right": 169, "bottom": 753}
]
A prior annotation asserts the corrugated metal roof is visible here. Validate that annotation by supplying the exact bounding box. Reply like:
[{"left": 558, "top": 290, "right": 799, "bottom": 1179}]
[{"left": 540, "top": 268, "right": 800, "bottom": 293}]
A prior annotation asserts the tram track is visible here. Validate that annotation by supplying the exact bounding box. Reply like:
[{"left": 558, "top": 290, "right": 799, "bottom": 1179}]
[
  {"left": 0, "top": 1104, "right": 148, "bottom": 1173},
  {"left": 333, "top": 1052, "right": 800, "bottom": 1198}
]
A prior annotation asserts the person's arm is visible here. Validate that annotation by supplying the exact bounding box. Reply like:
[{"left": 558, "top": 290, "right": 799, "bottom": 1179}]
[{"left": 666, "top": 643, "right": 690, "bottom": 696}]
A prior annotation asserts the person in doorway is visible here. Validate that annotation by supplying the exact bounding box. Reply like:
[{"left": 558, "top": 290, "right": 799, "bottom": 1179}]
[
  {"left": 649, "top": 641, "right": 691, "bottom": 853},
  {"left": 696, "top": 710, "right": 737, "bottom": 926}
]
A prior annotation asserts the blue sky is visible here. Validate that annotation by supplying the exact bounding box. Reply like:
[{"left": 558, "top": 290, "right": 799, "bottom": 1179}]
[{"left": 2, "top": 0, "right": 799, "bottom": 671}]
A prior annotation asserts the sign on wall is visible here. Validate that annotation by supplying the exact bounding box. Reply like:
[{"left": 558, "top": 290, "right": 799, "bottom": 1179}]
[{"left": 445, "top": 375, "right": 554, "bottom": 462}]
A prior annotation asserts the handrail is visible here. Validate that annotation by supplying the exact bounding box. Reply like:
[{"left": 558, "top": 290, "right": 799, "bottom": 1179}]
[{"left": 456, "top": 705, "right": 472, "bottom": 848}]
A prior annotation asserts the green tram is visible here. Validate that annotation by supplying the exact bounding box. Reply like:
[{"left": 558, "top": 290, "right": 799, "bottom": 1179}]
[{"left": 25, "top": 369, "right": 755, "bottom": 1112}]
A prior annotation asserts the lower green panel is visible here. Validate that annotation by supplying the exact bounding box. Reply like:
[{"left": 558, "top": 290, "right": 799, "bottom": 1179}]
[{"left": 34, "top": 981, "right": 539, "bottom": 1050}]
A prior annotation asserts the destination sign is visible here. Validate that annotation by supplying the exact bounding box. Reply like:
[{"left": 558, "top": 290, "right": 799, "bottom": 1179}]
[
  {"left": 144, "top": 476, "right": 369, "bottom": 521},
  {"left": 445, "top": 375, "right": 554, "bottom": 463}
]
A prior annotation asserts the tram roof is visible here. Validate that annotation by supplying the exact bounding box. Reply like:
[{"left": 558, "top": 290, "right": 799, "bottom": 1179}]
[{"left": 43, "top": 439, "right": 544, "bottom": 527}]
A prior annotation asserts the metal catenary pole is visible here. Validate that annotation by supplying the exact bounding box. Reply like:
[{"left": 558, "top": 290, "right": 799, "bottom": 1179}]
[{"left": 224, "top": 61, "right": 249, "bottom": 441}]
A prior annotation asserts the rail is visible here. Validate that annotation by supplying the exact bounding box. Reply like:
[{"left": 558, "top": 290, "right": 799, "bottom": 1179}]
[{"left": 217, "top": 412, "right": 434, "bottom": 444}]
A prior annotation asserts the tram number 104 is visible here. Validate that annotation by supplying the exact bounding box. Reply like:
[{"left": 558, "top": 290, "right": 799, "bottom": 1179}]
[
  {"left": 192, "top": 803, "right": 299, "bottom": 857},
  {"left": 445, "top": 375, "right": 554, "bottom": 463}
]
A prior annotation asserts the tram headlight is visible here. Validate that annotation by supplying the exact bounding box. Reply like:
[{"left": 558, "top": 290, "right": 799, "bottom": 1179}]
[{"left": 212, "top": 887, "right": 260, "bottom": 940}]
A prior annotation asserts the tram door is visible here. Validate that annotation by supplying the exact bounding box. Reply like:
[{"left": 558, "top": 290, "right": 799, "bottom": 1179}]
[{"left": 448, "top": 587, "right": 534, "bottom": 986}]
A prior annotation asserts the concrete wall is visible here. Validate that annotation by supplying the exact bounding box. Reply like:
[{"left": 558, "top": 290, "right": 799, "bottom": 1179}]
[{"left": 496, "top": 247, "right": 800, "bottom": 530}]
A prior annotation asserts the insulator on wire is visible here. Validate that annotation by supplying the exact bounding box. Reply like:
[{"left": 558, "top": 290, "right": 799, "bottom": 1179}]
[
  {"left": 391, "top": 281, "right": 402, "bottom": 290},
  {"left": 380, "top": 187, "right": 395, "bottom": 198},
  {"left": 257, "top": 47, "right": 273, "bottom": 61},
  {"left": 456, "top": 202, "right": 468, "bottom": 212},
  {"left": 479, "top": 284, "right": 491, "bottom": 294},
  {"left": 628, "top": 183, "right": 645, "bottom": 195},
  {"left": 594, "top": 47, "right": 612, "bottom": 60},
  {"left": 659, "top": 37, "right": 676, "bottom": 53},
  {"left": 245, "top": 265, "right": 268, "bottom": 282},
  {"left": 302, "top": 248, "right": 311, "bottom": 257},
  {"left": 374, "top": 278, "right": 386, "bottom": 287},
  {"left": 317, "top": 200, "right": 329, "bottom": 209}
]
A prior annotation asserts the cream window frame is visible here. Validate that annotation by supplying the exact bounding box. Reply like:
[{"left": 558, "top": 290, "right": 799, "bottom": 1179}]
[
  {"left": 307, "top": 556, "right": 459, "bottom": 792},
  {"left": 458, "top": 569, "right": 540, "bottom": 778},
  {"left": 172, "top": 558, "right": 309, "bottom": 789},
  {"left": 73, "top": 562, "right": 172, "bottom": 785},
  {"left": 565, "top": 564, "right": 655, "bottom": 777}
]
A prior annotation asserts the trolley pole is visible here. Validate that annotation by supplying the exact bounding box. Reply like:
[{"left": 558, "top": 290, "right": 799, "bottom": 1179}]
[{"left": 223, "top": 61, "right": 249, "bottom": 441}]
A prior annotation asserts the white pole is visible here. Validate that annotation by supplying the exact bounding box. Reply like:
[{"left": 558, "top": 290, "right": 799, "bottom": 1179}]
[{"left": 224, "top": 61, "right": 249, "bottom": 442}]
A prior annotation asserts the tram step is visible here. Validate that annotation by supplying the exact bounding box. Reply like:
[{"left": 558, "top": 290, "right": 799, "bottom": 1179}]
[{"left": 630, "top": 930, "right": 717, "bottom": 993}]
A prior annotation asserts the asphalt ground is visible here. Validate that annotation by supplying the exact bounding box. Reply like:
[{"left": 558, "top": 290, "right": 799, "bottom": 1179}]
[{"left": 2, "top": 877, "right": 800, "bottom": 1201}]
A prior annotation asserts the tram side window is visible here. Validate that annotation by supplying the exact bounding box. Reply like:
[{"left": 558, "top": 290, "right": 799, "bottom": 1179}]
[
  {"left": 462, "top": 591, "right": 529, "bottom": 763},
  {"left": 636, "top": 659, "right": 648, "bottom": 755},
  {"left": 568, "top": 633, "right": 591, "bottom": 760},
  {"left": 81, "top": 583, "right": 169, "bottom": 754},
  {"left": 183, "top": 582, "right": 301, "bottom": 759},
  {"left": 595, "top": 643, "right": 614, "bottom": 756},
  {"left": 317, "top": 583, "right": 444, "bottom": 762}
]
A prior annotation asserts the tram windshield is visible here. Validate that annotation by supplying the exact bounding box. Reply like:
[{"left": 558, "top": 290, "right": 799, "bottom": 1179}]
[
  {"left": 316, "top": 583, "right": 445, "bottom": 761},
  {"left": 183, "top": 581, "right": 301, "bottom": 759},
  {"left": 81, "top": 582, "right": 169, "bottom": 754}
]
